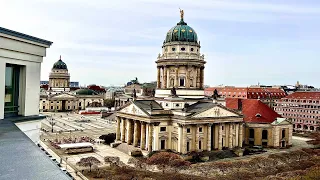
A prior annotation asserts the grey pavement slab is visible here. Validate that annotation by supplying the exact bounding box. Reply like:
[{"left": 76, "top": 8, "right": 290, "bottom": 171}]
[{"left": 0, "top": 119, "right": 71, "bottom": 180}]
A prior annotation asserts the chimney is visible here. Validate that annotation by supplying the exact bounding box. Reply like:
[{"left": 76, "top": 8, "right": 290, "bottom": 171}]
[{"left": 238, "top": 99, "right": 242, "bottom": 111}]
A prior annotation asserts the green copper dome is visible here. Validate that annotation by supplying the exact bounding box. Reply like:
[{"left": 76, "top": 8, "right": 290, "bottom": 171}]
[
  {"left": 75, "top": 89, "right": 98, "bottom": 95},
  {"left": 165, "top": 19, "right": 198, "bottom": 43},
  {"left": 52, "top": 56, "right": 68, "bottom": 70}
]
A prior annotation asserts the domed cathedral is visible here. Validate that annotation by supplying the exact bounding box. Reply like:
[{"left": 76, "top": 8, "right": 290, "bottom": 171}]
[
  {"left": 155, "top": 9, "right": 205, "bottom": 99},
  {"left": 49, "top": 55, "right": 70, "bottom": 92},
  {"left": 115, "top": 10, "right": 245, "bottom": 154}
]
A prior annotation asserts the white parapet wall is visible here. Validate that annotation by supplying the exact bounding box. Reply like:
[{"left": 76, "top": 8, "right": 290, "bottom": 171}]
[{"left": 155, "top": 89, "right": 205, "bottom": 99}]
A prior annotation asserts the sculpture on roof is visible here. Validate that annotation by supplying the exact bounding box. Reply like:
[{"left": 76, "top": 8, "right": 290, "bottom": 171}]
[
  {"left": 170, "top": 87, "right": 178, "bottom": 97},
  {"left": 213, "top": 89, "right": 219, "bottom": 100},
  {"left": 133, "top": 88, "right": 137, "bottom": 99},
  {"left": 179, "top": 8, "right": 184, "bottom": 19}
]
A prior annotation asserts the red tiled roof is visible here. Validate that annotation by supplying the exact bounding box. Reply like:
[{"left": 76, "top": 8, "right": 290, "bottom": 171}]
[
  {"left": 225, "top": 98, "right": 241, "bottom": 110},
  {"left": 242, "top": 99, "right": 281, "bottom": 123},
  {"left": 226, "top": 98, "right": 281, "bottom": 123},
  {"left": 205, "top": 87, "right": 286, "bottom": 99},
  {"left": 285, "top": 92, "right": 320, "bottom": 99}
]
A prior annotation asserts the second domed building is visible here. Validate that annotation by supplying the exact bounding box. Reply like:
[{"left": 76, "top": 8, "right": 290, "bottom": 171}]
[{"left": 40, "top": 56, "right": 104, "bottom": 112}]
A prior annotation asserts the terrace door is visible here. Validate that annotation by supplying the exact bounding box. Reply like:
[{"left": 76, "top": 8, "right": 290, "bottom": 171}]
[{"left": 4, "top": 64, "right": 20, "bottom": 117}]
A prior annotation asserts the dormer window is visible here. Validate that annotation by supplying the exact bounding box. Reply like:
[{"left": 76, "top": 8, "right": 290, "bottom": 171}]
[{"left": 256, "top": 113, "right": 262, "bottom": 117}]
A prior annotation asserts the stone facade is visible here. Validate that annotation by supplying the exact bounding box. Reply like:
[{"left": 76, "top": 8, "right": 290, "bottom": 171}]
[
  {"left": 116, "top": 101, "right": 244, "bottom": 153},
  {"left": 244, "top": 121, "right": 292, "bottom": 148},
  {"left": 39, "top": 93, "right": 104, "bottom": 112}
]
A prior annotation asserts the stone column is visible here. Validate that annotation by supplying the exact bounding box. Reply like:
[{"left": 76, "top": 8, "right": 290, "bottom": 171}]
[
  {"left": 163, "top": 66, "right": 167, "bottom": 89},
  {"left": 207, "top": 124, "right": 212, "bottom": 151},
  {"left": 288, "top": 125, "right": 293, "bottom": 146},
  {"left": 141, "top": 122, "right": 146, "bottom": 149},
  {"left": 175, "top": 66, "right": 179, "bottom": 88},
  {"left": 133, "top": 121, "right": 139, "bottom": 147},
  {"left": 178, "top": 124, "right": 183, "bottom": 152},
  {"left": 196, "top": 67, "right": 201, "bottom": 88},
  {"left": 186, "top": 66, "right": 190, "bottom": 88},
  {"left": 218, "top": 124, "right": 223, "bottom": 150},
  {"left": 235, "top": 123, "right": 239, "bottom": 146},
  {"left": 116, "top": 116, "right": 121, "bottom": 141},
  {"left": 239, "top": 123, "right": 243, "bottom": 147},
  {"left": 127, "top": 119, "right": 133, "bottom": 145},
  {"left": 121, "top": 118, "right": 126, "bottom": 142},
  {"left": 195, "top": 125, "right": 199, "bottom": 151},
  {"left": 229, "top": 123, "right": 233, "bottom": 148},
  {"left": 200, "top": 67, "right": 204, "bottom": 89},
  {"left": 157, "top": 66, "right": 161, "bottom": 88},
  {"left": 148, "top": 123, "right": 153, "bottom": 152},
  {"left": 183, "top": 126, "right": 187, "bottom": 153}
]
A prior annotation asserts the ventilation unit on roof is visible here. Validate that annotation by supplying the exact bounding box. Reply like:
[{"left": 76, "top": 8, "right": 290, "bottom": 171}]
[{"left": 255, "top": 113, "right": 262, "bottom": 117}]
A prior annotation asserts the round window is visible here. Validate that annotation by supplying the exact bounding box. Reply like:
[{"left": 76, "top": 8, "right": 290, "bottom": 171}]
[
  {"left": 172, "top": 47, "right": 176, "bottom": 51},
  {"left": 181, "top": 47, "right": 185, "bottom": 51},
  {"left": 191, "top": 48, "right": 194, "bottom": 51}
]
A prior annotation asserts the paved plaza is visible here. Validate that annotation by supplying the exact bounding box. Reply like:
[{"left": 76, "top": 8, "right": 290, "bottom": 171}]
[
  {"left": 40, "top": 112, "right": 116, "bottom": 141},
  {"left": 38, "top": 112, "right": 134, "bottom": 176}
]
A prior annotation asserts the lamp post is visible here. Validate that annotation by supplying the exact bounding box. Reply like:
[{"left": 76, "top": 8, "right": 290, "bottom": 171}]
[
  {"left": 66, "top": 157, "right": 68, "bottom": 170},
  {"left": 49, "top": 117, "right": 55, "bottom": 133}
]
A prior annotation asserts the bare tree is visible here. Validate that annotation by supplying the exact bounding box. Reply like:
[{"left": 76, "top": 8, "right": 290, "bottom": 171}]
[{"left": 76, "top": 156, "right": 101, "bottom": 172}]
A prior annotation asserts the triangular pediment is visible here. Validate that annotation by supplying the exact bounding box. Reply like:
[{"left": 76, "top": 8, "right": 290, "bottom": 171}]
[
  {"left": 119, "top": 103, "right": 149, "bottom": 117},
  {"left": 193, "top": 106, "right": 239, "bottom": 118},
  {"left": 51, "top": 93, "right": 77, "bottom": 99}
]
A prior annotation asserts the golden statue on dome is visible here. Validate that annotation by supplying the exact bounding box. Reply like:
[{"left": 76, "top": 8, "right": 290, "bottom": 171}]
[{"left": 179, "top": 8, "right": 184, "bottom": 19}]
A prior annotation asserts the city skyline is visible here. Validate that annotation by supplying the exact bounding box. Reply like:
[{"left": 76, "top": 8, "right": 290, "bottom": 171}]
[{"left": 2, "top": 0, "right": 320, "bottom": 87}]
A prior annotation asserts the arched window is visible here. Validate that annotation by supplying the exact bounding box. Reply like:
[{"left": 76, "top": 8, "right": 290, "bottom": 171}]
[
  {"left": 249, "top": 129, "right": 254, "bottom": 138},
  {"left": 262, "top": 130, "right": 268, "bottom": 139},
  {"left": 282, "top": 129, "right": 285, "bottom": 138},
  {"left": 170, "top": 78, "right": 174, "bottom": 87},
  {"left": 297, "top": 124, "right": 301, "bottom": 128},
  {"left": 303, "top": 125, "right": 308, "bottom": 130},
  {"left": 179, "top": 77, "right": 185, "bottom": 87},
  {"left": 310, "top": 126, "right": 314, "bottom": 131}
]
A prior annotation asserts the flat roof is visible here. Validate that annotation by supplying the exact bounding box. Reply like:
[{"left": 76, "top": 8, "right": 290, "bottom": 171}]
[
  {"left": 0, "top": 119, "right": 70, "bottom": 180},
  {"left": 59, "top": 142, "right": 94, "bottom": 149},
  {"left": 0, "top": 26, "right": 53, "bottom": 46}
]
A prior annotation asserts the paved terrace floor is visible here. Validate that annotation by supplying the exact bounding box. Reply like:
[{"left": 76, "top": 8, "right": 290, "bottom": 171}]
[{"left": 0, "top": 118, "right": 70, "bottom": 180}]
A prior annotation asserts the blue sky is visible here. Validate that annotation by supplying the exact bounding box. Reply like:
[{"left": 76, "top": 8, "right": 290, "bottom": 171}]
[{"left": 1, "top": 0, "right": 320, "bottom": 87}]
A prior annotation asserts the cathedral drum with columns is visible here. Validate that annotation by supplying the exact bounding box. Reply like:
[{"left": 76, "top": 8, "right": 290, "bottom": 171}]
[
  {"left": 116, "top": 11, "right": 244, "bottom": 154},
  {"left": 155, "top": 10, "right": 205, "bottom": 99}
]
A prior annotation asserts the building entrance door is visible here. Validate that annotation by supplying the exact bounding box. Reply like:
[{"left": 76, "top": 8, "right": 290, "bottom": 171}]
[{"left": 4, "top": 64, "right": 20, "bottom": 117}]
